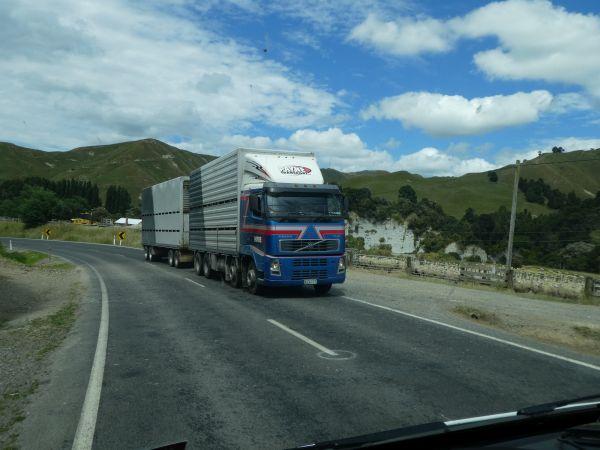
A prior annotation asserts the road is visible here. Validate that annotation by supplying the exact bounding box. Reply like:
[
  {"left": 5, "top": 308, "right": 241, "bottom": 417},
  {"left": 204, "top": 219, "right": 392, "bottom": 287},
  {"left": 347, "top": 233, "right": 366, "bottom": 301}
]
[{"left": 3, "top": 238, "right": 600, "bottom": 449}]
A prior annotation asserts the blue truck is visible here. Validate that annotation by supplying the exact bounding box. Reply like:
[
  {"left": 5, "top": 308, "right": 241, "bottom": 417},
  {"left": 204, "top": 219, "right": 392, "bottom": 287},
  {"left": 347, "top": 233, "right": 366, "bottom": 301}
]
[{"left": 142, "top": 148, "right": 347, "bottom": 294}]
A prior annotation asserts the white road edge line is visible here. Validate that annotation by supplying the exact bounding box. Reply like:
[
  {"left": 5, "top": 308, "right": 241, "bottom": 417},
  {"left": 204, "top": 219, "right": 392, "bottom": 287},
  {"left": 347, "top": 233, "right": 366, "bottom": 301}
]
[
  {"left": 342, "top": 295, "right": 600, "bottom": 372},
  {"left": 72, "top": 263, "right": 109, "bottom": 450},
  {"left": 185, "top": 278, "right": 206, "bottom": 288},
  {"left": 267, "top": 319, "right": 337, "bottom": 356}
]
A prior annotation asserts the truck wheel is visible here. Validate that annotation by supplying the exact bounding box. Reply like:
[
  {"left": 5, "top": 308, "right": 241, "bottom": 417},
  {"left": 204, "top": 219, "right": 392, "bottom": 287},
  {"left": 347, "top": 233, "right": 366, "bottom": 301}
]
[
  {"left": 194, "top": 253, "right": 203, "bottom": 276},
  {"left": 144, "top": 246, "right": 149, "bottom": 261},
  {"left": 148, "top": 247, "right": 157, "bottom": 262},
  {"left": 168, "top": 249, "right": 174, "bottom": 267},
  {"left": 228, "top": 259, "right": 241, "bottom": 288},
  {"left": 202, "top": 254, "right": 214, "bottom": 278},
  {"left": 246, "top": 260, "right": 262, "bottom": 295},
  {"left": 174, "top": 251, "right": 181, "bottom": 268},
  {"left": 314, "top": 283, "right": 332, "bottom": 295}
]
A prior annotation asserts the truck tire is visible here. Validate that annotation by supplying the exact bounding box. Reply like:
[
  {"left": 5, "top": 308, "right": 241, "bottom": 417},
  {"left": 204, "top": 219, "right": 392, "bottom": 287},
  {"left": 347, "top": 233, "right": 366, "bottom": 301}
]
[
  {"left": 246, "top": 260, "right": 262, "bottom": 295},
  {"left": 194, "top": 253, "right": 203, "bottom": 276},
  {"left": 314, "top": 283, "right": 332, "bottom": 295},
  {"left": 144, "top": 246, "right": 149, "bottom": 261},
  {"left": 168, "top": 249, "right": 175, "bottom": 267},
  {"left": 228, "top": 259, "right": 241, "bottom": 288},
  {"left": 202, "top": 254, "right": 215, "bottom": 278},
  {"left": 174, "top": 250, "right": 181, "bottom": 268},
  {"left": 148, "top": 247, "right": 157, "bottom": 262}
]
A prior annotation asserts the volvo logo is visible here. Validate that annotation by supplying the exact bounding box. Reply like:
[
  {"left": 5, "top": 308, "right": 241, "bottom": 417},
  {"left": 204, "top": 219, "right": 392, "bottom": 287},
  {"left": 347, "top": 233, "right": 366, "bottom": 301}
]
[{"left": 280, "top": 165, "right": 312, "bottom": 175}]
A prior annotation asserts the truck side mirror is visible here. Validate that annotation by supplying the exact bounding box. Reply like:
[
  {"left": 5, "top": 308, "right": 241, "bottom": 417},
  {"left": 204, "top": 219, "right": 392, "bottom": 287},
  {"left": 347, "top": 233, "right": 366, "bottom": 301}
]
[
  {"left": 250, "top": 195, "right": 262, "bottom": 217},
  {"left": 343, "top": 197, "right": 349, "bottom": 215}
]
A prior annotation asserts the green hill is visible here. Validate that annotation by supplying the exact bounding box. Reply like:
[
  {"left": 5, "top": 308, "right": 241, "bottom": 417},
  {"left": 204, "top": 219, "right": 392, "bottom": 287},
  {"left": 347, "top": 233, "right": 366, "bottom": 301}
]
[
  {"left": 1, "top": 138, "right": 598, "bottom": 217},
  {"left": 323, "top": 149, "right": 600, "bottom": 218},
  {"left": 0, "top": 139, "right": 215, "bottom": 202}
]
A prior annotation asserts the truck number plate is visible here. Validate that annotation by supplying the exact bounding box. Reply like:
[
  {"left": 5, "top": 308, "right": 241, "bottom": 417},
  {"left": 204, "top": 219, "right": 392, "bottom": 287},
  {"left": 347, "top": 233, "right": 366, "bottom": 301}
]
[{"left": 304, "top": 279, "right": 317, "bottom": 285}]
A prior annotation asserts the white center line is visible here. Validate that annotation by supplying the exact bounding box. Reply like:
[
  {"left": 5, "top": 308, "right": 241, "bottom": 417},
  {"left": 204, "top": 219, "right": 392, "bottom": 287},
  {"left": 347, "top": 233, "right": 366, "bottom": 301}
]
[
  {"left": 342, "top": 295, "right": 600, "bottom": 372},
  {"left": 267, "top": 319, "right": 337, "bottom": 356},
  {"left": 72, "top": 263, "right": 110, "bottom": 450},
  {"left": 185, "top": 278, "right": 206, "bottom": 288}
]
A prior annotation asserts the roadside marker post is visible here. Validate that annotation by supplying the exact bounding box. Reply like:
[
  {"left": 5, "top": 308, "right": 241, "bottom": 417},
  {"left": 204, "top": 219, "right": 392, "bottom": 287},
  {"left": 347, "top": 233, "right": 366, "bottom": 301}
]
[
  {"left": 9, "top": 240, "right": 12, "bottom": 251},
  {"left": 113, "top": 235, "right": 116, "bottom": 246}
]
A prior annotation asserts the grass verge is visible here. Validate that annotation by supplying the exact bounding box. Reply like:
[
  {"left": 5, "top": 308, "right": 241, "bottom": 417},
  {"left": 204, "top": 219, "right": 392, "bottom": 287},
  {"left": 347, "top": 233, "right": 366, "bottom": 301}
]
[
  {"left": 452, "top": 305, "right": 501, "bottom": 326},
  {"left": 0, "top": 242, "right": 47, "bottom": 266},
  {"left": 0, "top": 221, "right": 141, "bottom": 248},
  {"left": 573, "top": 325, "right": 600, "bottom": 343}
]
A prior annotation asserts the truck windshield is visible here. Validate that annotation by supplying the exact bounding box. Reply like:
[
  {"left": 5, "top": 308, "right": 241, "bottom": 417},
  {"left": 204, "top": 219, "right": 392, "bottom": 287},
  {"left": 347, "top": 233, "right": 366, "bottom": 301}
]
[{"left": 266, "top": 192, "right": 343, "bottom": 218}]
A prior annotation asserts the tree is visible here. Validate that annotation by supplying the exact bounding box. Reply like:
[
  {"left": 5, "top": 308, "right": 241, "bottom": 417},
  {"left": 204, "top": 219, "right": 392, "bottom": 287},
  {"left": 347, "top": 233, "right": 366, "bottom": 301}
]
[
  {"left": 105, "top": 185, "right": 131, "bottom": 215},
  {"left": 18, "top": 187, "right": 58, "bottom": 228},
  {"left": 551, "top": 146, "right": 565, "bottom": 153},
  {"left": 487, "top": 171, "right": 498, "bottom": 182},
  {"left": 91, "top": 206, "right": 110, "bottom": 223},
  {"left": 398, "top": 185, "right": 417, "bottom": 203}
]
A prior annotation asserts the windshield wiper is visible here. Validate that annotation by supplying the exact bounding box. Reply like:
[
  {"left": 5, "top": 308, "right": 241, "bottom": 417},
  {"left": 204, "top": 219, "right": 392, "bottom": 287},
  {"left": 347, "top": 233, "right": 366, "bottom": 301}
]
[{"left": 518, "top": 392, "right": 600, "bottom": 416}]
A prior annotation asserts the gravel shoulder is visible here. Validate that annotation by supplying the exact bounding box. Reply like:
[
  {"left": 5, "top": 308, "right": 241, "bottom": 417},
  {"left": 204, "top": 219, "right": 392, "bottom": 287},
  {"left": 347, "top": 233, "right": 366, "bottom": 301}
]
[
  {"left": 344, "top": 268, "right": 600, "bottom": 357},
  {"left": 0, "top": 256, "right": 86, "bottom": 449}
]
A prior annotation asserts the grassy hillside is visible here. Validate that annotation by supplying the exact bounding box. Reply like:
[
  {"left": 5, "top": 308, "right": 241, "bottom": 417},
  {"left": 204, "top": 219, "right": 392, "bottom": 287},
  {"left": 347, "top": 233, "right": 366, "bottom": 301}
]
[
  {"left": 324, "top": 149, "right": 600, "bottom": 218},
  {"left": 0, "top": 139, "right": 215, "bottom": 203},
  {"left": 2, "top": 138, "right": 598, "bottom": 217}
]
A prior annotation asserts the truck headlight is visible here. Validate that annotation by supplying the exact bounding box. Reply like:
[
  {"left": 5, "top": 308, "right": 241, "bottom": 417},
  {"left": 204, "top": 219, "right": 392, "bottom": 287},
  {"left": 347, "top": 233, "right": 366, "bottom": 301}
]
[
  {"left": 338, "top": 257, "right": 346, "bottom": 273},
  {"left": 270, "top": 258, "right": 281, "bottom": 275}
]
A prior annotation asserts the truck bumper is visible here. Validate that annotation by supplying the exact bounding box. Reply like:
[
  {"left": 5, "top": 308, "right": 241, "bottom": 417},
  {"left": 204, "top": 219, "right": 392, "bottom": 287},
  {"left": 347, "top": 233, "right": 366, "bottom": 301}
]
[{"left": 258, "top": 255, "right": 346, "bottom": 287}]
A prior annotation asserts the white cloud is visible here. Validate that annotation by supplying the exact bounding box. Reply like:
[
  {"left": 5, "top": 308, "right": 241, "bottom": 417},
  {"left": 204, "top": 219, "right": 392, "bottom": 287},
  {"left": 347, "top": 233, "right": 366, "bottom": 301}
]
[
  {"left": 548, "top": 93, "right": 595, "bottom": 114},
  {"left": 456, "top": 0, "right": 600, "bottom": 98},
  {"left": 394, "top": 147, "right": 496, "bottom": 176},
  {"left": 223, "top": 127, "right": 500, "bottom": 176},
  {"left": 362, "top": 90, "right": 553, "bottom": 136},
  {"left": 348, "top": 13, "right": 454, "bottom": 56},
  {"left": 349, "top": 0, "right": 600, "bottom": 98},
  {"left": 222, "top": 128, "right": 394, "bottom": 172},
  {"left": 0, "top": 0, "right": 339, "bottom": 150}
]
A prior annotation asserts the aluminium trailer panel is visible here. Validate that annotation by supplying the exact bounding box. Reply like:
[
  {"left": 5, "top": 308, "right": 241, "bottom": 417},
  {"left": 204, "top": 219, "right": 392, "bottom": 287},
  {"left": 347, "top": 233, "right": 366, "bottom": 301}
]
[
  {"left": 189, "top": 150, "right": 239, "bottom": 254},
  {"left": 141, "top": 176, "right": 190, "bottom": 249}
]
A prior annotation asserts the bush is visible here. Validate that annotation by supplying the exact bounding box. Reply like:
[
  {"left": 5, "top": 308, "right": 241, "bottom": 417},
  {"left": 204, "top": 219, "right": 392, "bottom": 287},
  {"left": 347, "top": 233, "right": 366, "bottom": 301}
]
[
  {"left": 19, "top": 187, "right": 59, "bottom": 228},
  {"left": 346, "top": 235, "right": 365, "bottom": 250},
  {"left": 464, "top": 255, "right": 482, "bottom": 263}
]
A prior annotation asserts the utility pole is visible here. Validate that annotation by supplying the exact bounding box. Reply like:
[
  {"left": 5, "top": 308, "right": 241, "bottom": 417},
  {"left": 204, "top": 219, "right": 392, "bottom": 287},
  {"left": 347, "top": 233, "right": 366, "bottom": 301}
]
[{"left": 506, "top": 159, "right": 520, "bottom": 288}]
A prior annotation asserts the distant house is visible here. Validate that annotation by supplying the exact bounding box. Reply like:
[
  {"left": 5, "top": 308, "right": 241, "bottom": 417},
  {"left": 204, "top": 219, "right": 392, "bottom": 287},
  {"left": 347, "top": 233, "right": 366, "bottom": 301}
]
[{"left": 115, "top": 217, "right": 142, "bottom": 228}]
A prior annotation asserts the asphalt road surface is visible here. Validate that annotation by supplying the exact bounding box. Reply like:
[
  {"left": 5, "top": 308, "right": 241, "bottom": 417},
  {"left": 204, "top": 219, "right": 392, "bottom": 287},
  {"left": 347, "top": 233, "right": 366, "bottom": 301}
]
[{"left": 3, "top": 238, "right": 600, "bottom": 450}]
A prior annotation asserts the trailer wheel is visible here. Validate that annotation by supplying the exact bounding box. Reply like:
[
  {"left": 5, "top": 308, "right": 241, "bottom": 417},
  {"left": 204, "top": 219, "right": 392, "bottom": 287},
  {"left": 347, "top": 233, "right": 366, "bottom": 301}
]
[
  {"left": 174, "top": 250, "right": 181, "bottom": 268},
  {"left": 202, "top": 253, "right": 214, "bottom": 278},
  {"left": 228, "top": 258, "right": 241, "bottom": 288},
  {"left": 246, "top": 260, "right": 262, "bottom": 295},
  {"left": 168, "top": 249, "right": 174, "bottom": 267},
  {"left": 194, "top": 253, "right": 203, "bottom": 276},
  {"left": 148, "top": 247, "right": 157, "bottom": 262},
  {"left": 313, "top": 283, "right": 332, "bottom": 295},
  {"left": 144, "top": 246, "right": 149, "bottom": 261}
]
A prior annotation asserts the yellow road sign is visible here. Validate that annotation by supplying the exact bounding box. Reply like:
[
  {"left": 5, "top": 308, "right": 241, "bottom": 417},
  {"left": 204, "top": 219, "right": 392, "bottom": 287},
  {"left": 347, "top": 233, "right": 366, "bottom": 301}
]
[
  {"left": 118, "top": 231, "right": 126, "bottom": 240},
  {"left": 44, "top": 228, "right": 51, "bottom": 237}
]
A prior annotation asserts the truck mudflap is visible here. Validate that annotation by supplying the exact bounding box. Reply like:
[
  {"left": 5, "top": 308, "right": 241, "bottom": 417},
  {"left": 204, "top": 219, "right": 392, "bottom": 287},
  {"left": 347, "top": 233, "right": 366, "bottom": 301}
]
[{"left": 257, "top": 254, "right": 346, "bottom": 287}]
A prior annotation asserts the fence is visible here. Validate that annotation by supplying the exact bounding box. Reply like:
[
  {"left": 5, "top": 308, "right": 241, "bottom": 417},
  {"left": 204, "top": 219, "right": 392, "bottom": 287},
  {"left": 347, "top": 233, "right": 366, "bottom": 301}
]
[{"left": 347, "top": 250, "right": 599, "bottom": 300}]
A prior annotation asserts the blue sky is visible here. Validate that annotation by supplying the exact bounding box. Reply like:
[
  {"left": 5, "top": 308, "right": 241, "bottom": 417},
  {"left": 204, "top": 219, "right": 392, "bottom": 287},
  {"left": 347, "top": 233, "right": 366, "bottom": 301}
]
[{"left": 1, "top": 0, "right": 599, "bottom": 175}]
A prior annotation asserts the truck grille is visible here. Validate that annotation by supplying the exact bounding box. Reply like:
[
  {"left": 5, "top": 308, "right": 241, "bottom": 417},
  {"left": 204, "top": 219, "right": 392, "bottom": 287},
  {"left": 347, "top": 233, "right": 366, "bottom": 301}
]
[
  {"left": 292, "top": 269, "right": 328, "bottom": 280},
  {"left": 293, "top": 258, "right": 327, "bottom": 267},
  {"left": 280, "top": 239, "right": 338, "bottom": 252}
]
